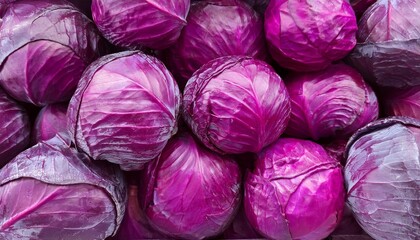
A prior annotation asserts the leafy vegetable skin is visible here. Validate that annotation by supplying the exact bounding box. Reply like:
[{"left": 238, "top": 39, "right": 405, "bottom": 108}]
[
  {"left": 165, "top": 0, "right": 267, "bottom": 86},
  {"left": 347, "top": 0, "right": 420, "bottom": 88},
  {"left": 0, "top": 137, "right": 127, "bottom": 240},
  {"left": 381, "top": 86, "right": 420, "bottom": 120},
  {"left": 92, "top": 0, "right": 190, "bottom": 50},
  {"left": 0, "top": 0, "right": 102, "bottom": 106},
  {"left": 344, "top": 117, "right": 420, "bottom": 240},
  {"left": 244, "top": 138, "right": 345, "bottom": 240},
  {"left": 285, "top": 64, "right": 378, "bottom": 140},
  {"left": 0, "top": 88, "right": 30, "bottom": 168},
  {"left": 115, "top": 185, "right": 164, "bottom": 240},
  {"left": 139, "top": 132, "right": 241, "bottom": 240},
  {"left": 264, "top": 0, "right": 357, "bottom": 72},
  {"left": 183, "top": 56, "right": 290, "bottom": 154},
  {"left": 32, "top": 103, "right": 68, "bottom": 144},
  {"left": 67, "top": 51, "right": 181, "bottom": 171}
]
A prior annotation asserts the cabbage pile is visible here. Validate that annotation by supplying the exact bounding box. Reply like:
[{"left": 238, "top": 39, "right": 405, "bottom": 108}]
[{"left": 0, "top": 0, "right": 418, "bottom": 240}]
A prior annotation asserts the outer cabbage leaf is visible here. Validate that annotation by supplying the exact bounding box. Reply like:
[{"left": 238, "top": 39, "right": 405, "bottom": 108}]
[
  {"left": 32, "top": 103, "right": 68, "bottom": 144},
  {"left": 0, "top": 88, "right": 30, "bottom": 168},
  {"left": 285, "top": 64, "right": 378, "bottom": 140},
  {"left": 265, "top": 0, "right": 357, "bottom": 71},
  {"left": 138, "top": 132, "right": 241, "bottom": 240},
  {"left": 244, "top": 138, "right": 345, "bottom": 240},
  {"left": 67, "top": 51, "right": 181, "bottom": 171},
  {"left": 344, "top": 117, "right": 420, "bottom": 240},
  {"left": 92, "top": 0, "right": 189, "bottom": 50},
  {"left": 0, "top": 137, "right": 127, "bottom": 240},
  {"left": 347, "top": 0, "right": 420, "bottom": 88},
  {"left": 183, "top": 56, "right": 290, "bottom": 154},
  {"left": 165, "top": 0, "right": 267, "bottom": 87},
  {"left": 0, "top": 0, "right": 103, "bottom": 106},
  {"left": 381, "top": 86, "right": 420, "bottom": 120}
]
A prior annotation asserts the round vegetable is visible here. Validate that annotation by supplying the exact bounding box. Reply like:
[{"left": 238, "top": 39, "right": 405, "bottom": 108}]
[
  {"left": 381, "top": 86, "right": 420, "bottom": 120},
  {"left": 244, "top": 138, "right": 345, "bottom": 240},
  {"left": 264, "top": 0, "right": 357, "bottom": 72},
  {"left": 0, "top": 88, "right": 31, "bottom": 168},
  {"left": 67, "top": 51, "right": 181, "bottom": 171},
  {"left": 138, "top": 132, "right": 241, "bottom": 240},
  {"left": 92, "top": 0, "right": 190, "bottom": 50},
  {"left": 165, "top": 0, "right": 267, "bottom": 86},
  {"left": 183, "top": 56, "right": 290, "bottom": 154},
  {"left": 0, "top": 136, "right": 127, "bottom": 240},
  {"left": 32, "top": 103, "right": 68, "bottom": 144},
  {"left": 0, "top": 0, "right": 103, "bottom": 106},
  {"left": 347, "top": 0, "right": 420, "bottom": 88},
  {"left": 344, "top": 117, "right": 420, "bottom": 240},
  {"left": 285, "top": 63, "right": 378, "bottom": 140}
]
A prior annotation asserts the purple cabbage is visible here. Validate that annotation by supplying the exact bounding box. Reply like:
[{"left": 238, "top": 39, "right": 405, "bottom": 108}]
[
  {"left": 67, "top": 51, "right": 181, "bottom": 171},
  {"left": 115, "top": 185, "right": 163, "bottom": 240},
  {"left": 0, "top": 136, "right": 127, "bottom": 240},
  {"left": 285, "top": 63, "right": 379, "bottom": 140},
  {"left": 381, "top": 86, "right": 420, "bottom": 120},
  {"left": 183, "top": 56, "right": 290, "bottom": 154},
  {"left": 32, "top": 103, "right": 68, "bottom": 144},
  {"left": 344, "top": 117, "right": 420, "bottom": 240},
  {"left": 347, "top": 0, "right": 420, "bottom": 88},
  {"left": 0, "top": 88, "right": 31, "bottom": 168},
  {"left": 92, "top": 0, "right": 190, "bottom": 50},
  {"left": 244, "top": 138, "right": 345, "bottom": 240},
  {"left": 138, "top": 132, "right": 241, "bottom": 240},
  {"left": 264, "top": 0, "right": 357, "bottom": 72},
  {"left": 165, "top": 0, "right": 267, "bottom": 86},
  {"left": 0, "top": 0, "right": 103, "bottom": 106}
]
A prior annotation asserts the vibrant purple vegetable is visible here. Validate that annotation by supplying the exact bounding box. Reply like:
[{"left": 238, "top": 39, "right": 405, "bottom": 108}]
[
  {"left": 92, "top": 0, "right": 190, "bottom": 50},
  {"left": 165, "top": 0, "right": 267, "bottom": 86},
  {"left": 183, "top": 56, "right": 290, "bottom": 154},
  {"left": 347, "top": 0, "right": 420, "bottom": 88},
  {"left": 0, "top": 0, "right": 103, "bottom": 106},
  {"left": 344, "top": 117, "right": 420, "bottom": 240},
  {"left": 350, "top": 0, "right": 376, "bottom": 17},
  {"left": 265, "top": 0, "right": 357, "bottom": 72},
  {"left": 67, "top": 51, "right": 181, "bottom": 171},
  {"left": 244, "top": 138, "right": 345, "bottom": 240},
  {"left": 285, "top": 63, "right": 378, "bottom": 140},
  {"left": 115, "top": 185, "right": 164, "bottom": 240},
  {"left": 0, "top": 136, "right": 127, "bottom": 240},
  {"left": 32, "top": 103, "right": 68, "bottom": 144},
  {"left": 0, "top": 88, "right": 31, "bottom": 169},
  {"left": 138, "top": 132, "right": 241, "bottom": 240},
  {"left": 381, "top": 86, "right": 420, "bottom": 120}
]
